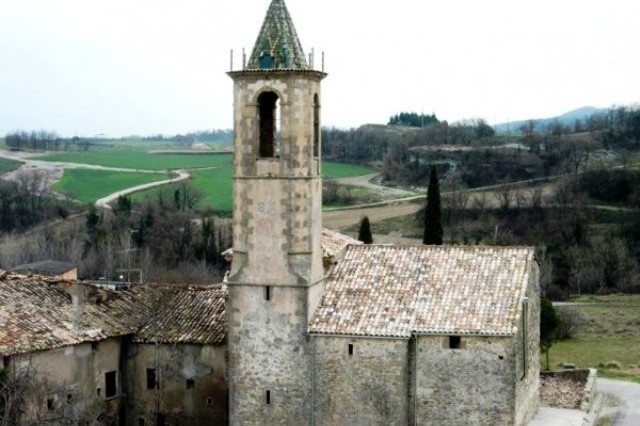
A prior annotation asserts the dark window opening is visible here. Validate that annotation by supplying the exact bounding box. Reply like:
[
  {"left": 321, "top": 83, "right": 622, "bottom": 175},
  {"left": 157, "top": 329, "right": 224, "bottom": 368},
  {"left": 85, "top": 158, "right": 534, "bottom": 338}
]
[
  {"left": 105, "top": 371, "right": 117, "bottom": 398},
  {"left": 266, "top": 390, "right": 271, "bottom": 405},
  {"left": 207, "top": 397, "right": 213, "bottom": 406},
  {"left": 146, "top": 368, "right": 157, "bottom": 390},
  {"left": 348, "top": 343, "right": 353, "bottom": 356},
  {"left": 91, "top": 341, "right": 98, "bottom": 351},
  {"left": 313, "top": 94, "right": 320, "bottom": 157},
  {"left": 265, "top": 286, "right": 271, "bottom": 301},
  {"left": 96, "top": 387, "right": 101, "bottom": 397},
  {"left": 449, "top": 336, "right": 461, "bottom": 349},
  {"left": 66, "top": 394, "right": 73, "bottom": 403},
  {"left": 47, "top": 398, "right": 54, "bottom": 411},
  {"left": 258, "top": 92, "right": 279, "bottom": 158},
  {"left": 138, "top": 418, "right": 145, "bottom": 426},
  {"left": 499, "top": 355, "right": 504, "bottom": 360},
  {"left": 186, "top": 379, "right": 195, "bottom": 389},
  {"left": 155, "top": 412, "right": 165, "bottom": 426}
]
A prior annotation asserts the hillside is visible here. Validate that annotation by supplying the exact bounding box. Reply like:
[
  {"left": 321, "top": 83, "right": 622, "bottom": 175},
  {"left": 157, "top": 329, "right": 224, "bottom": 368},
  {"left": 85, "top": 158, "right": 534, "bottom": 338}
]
[{"left": 493, "top": 106, "right": 606, "bottom": 134}]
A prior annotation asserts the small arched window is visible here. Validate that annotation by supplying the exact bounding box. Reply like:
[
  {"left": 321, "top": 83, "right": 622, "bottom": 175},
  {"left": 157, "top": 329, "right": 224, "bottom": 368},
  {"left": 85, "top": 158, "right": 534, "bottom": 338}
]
[
  {"left": 258, "top": 91, "right": 279, "bottom": 157},
  {"left": 313, "top": 94, "right": 320, "bottom": 157}
]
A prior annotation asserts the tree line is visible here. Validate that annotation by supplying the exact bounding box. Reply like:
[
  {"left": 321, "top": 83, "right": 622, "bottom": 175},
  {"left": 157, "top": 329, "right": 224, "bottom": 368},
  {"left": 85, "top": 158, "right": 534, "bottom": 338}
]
[{"left": 0, "top": 181, "right": 231, "bottom": 284}]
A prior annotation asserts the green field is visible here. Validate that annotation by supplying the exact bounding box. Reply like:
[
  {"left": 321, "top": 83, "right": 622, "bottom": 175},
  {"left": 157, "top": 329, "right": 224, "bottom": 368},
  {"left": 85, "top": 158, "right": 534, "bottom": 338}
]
[
  {"left": 35, "top": 150, "right": 232, "bottom": 170},
  {"left": 54, "top": 169, "right": 166, "bottom": 204},
  {"left": 322, "top": 162, "right": 374, "bottom": 178},
  {"left": 0, "top": 157, "right": 21, "bottom": 174},
  {"left": 549, "top": 294, "right": 640, "bottom": 383},
  {"left": 52, "top": 155, "right": 375, "bottom": 211}
]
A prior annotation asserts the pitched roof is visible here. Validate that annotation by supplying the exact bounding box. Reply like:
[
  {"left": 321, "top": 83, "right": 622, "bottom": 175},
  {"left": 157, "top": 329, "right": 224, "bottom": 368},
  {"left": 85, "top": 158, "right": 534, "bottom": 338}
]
[
  {"left": 247, "top": 0, "right": 308, "bottom": 70},
  {"left": 11, "top": 260, "right": 76, "bottom": 276},
  {"left": 309, "top": 245, "right": 535, "bottom": 338},
  {"left": 134, "top": 285, "right": 227, "bottom": 345},
  {"left": 0, "top": 274, "right": 146, "bottom": 356},
  {"left": 0, "top": 274, "right": 227, "bottom": 357}
]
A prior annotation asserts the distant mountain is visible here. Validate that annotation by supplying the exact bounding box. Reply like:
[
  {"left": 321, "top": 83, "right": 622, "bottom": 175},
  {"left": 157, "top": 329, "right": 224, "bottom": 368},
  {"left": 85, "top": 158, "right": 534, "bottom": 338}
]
[{"left": 493, "top": 106, "right": 606, "bottom": 134}]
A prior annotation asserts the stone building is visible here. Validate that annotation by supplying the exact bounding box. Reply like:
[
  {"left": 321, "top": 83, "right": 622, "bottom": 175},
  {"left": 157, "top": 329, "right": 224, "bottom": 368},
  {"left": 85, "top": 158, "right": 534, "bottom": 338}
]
[
  {"left": 224, "top": 1, "right": 540, "bottom": 425},
  {"left": 1, "top": 1, "right": 540, "bottom": 425}
]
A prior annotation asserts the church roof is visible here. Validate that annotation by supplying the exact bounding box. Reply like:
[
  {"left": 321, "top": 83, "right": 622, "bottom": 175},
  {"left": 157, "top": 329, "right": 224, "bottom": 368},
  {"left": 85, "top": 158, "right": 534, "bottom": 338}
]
[
  {"left": 309, "top": 245, "right": 536, "bottom": 338},
  {"left": 247, "top": 0, "right": 308, "bottom": 70}
]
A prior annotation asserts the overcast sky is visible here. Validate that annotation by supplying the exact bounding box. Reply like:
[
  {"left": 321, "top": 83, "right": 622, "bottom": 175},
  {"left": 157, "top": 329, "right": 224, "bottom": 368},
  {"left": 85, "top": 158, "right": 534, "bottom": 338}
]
[{"left": 1, "top": 0, "right": 638, "bottom": 137}]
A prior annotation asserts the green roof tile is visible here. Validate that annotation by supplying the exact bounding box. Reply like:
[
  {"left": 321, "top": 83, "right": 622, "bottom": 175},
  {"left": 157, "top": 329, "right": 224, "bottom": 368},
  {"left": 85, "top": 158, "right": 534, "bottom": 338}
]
[{"left": 247, "top": 0, "right": 308, "bottom": 70}]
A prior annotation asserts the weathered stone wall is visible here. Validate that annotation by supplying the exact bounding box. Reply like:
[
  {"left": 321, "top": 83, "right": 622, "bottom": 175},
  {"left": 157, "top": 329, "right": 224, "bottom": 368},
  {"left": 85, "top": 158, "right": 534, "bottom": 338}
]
[
  {"left": 126, "top": 343, "right": 227, "bottom": 425},
  {"left": 227, "top": 285, "right": 313, "bottom": 425},
  {"left": 9, "top": 338, "right": 122, "bottom": 424},
  {"left": 313, "top": 336, "right": 409, "bottom": 426},
  {"left": 514, "top": 262, "right": 541, "bottom": 425},
  {"left": 414, "top": 335, "right": 515, "bottom": 425}
]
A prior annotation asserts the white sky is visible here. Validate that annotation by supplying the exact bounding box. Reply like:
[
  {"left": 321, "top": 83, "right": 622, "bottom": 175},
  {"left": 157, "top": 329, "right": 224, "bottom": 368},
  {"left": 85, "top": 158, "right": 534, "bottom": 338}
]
[{"left": 0, "top": 0, "right": 638, "bottom": 137}]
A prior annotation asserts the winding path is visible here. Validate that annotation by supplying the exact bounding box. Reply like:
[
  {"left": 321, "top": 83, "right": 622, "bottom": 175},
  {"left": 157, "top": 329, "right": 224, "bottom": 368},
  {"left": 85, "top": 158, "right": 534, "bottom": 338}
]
[{"left": 0, "top": 149, "right": 191, "bottom": 209}]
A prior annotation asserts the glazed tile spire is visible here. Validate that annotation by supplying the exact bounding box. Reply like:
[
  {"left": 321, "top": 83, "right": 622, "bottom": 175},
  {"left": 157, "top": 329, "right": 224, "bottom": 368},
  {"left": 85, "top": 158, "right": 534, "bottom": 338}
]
[{"left": 247, "top": 0, "right": 308, "bottom": 70}]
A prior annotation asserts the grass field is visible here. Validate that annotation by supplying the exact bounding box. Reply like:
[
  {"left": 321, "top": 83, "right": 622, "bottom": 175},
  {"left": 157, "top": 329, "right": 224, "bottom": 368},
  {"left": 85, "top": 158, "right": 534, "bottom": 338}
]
[
  {"left": 34, "top": 150, "right": 232, "bottom": 170},
  {"left": 549, "top": 294, "right": 640, "bottom": 383},
  {"left": 52, "top": 154, "right": 375, "bottom": 211},
  {"left": 0, "top": 157, "right": 21, "bottom": 174},
  {"left": 54, "top": 169, "right": 166, "bottom": 204}
]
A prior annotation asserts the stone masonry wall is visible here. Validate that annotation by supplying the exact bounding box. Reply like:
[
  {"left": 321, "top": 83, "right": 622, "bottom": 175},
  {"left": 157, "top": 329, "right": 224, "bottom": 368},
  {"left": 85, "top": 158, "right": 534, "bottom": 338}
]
[
  {"left": 414, "top": 335, "right": 516, "bottom": 425},
  {"left": 313, "top": 336, "right": 409, "bottom": 426},
  {"left": 227, "top": 285, "right": 314, "bottom": 425},
  {"left": 126, "top": 343, "right": 227, "bottom": 426},
  {"left": 10, "top": 338, "right": 122, "bottom": 424},
  {"left": 514, "top": 263, "right": 541, "bottom": 426}
]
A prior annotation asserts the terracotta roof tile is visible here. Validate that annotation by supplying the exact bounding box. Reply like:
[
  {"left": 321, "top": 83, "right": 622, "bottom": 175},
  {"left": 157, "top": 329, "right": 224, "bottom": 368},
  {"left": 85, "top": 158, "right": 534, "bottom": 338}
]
[
  {"left": 309, "top": 245, "right": 535, "bottom": 338},
  {"left": 133, "top": 285, "right": 227, "bottom": 345},
  {"left": 0, "top": 274, "right": 227, "bottom": 357}
]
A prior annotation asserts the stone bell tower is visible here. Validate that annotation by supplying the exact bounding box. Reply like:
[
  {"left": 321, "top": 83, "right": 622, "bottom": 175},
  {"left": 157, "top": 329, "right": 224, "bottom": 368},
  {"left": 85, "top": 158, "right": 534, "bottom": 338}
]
[{"left": 226, "top": 0, "right": 326, "bottom": 424}]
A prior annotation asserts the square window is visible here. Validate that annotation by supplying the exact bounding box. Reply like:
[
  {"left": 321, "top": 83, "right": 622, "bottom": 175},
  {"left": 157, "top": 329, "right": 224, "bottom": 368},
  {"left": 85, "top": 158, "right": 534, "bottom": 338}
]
[
  {"left": 138, "top": 418, "right": 145, "bottom": 426},
  {"left": 105, "top": 371, "right": 117, "bottom": 398},
  {"left": 449, "top": 336, "right": 461, "bottom": 349},
  {"left": 186, "top": 379, "right": 195, "bottom": 389}
]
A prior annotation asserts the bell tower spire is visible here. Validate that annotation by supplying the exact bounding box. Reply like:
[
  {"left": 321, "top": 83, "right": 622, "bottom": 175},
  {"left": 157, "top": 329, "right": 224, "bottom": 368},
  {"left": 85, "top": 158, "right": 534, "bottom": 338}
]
[{"left": 226, "top": 0, "right": 326, "bottom": 424}]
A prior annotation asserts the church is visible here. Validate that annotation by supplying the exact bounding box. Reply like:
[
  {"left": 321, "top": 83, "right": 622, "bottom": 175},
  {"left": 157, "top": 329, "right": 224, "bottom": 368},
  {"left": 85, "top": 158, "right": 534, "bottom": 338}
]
[{"left": 0, "top": 1, "right": 540, "bottom": 425}]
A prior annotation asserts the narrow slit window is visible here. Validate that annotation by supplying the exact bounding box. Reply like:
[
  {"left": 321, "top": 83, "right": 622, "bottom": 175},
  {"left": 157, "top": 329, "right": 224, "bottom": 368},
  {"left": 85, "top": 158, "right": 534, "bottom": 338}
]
[
  {"left": 449, "top": 336, "right": 461, "bottom": 349},
  {"left": 146, "top": 368, "right": 157, "bottom": 390},
  {"left": 266, "top": 390, "right": 271, "bottom": 405},
  {"left": 265, "top": 286, "right": 271, "bottom": 301},
  {"left": 348, "top": 343, "right": 353, "bottom": 356}
]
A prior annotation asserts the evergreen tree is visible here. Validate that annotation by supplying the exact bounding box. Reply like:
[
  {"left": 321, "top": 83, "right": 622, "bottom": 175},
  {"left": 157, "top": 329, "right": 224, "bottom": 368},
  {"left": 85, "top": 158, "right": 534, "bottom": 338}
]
[
  {"left": 358, "top": 216, "right": 373, "bottom": 244},
  {"left": 540, "top": 296, "right": 560, "bottom": 370},
  {"left": 423, "top": 165, "right": 443, "bottom": 245}
]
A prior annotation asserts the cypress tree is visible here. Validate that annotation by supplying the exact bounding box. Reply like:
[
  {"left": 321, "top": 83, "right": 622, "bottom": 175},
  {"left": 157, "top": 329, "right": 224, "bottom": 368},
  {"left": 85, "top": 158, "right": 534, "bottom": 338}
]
[
  {"left": 358, "top": 216, "right": 373, "bottom": 244},
  {"left": 423, "top": 165, "right": 443, "bottom": 245}
]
